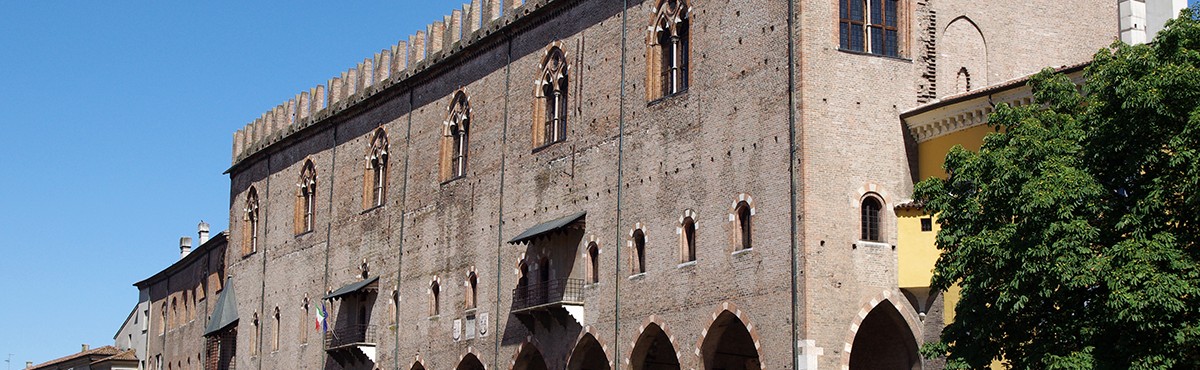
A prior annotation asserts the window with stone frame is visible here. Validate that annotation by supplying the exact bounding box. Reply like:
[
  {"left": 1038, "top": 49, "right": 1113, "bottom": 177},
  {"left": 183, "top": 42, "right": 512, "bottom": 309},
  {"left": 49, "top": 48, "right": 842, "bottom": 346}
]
[
  {"left": 735, "top": 201, "right": 752, "bottom": 251},
  {"left": 243, "top": 187, "right": 259, "bottom": 255},
  {"left": 364, "top": 128, "right": 389, "bottom": 209},
  {"left": 250, "top": 312, "right": 259, "bottom": 356},
  {"left": 680, "top": 210, "right": 697, "bottom": 263},
  {"left": 633, "top": 229, "right": 647, "bottom": 274},
  {"left": 271, "top": 307, "right": 280, "bottom": 352},
  {"left": 465, "top": 271, "right": 478, "bottom": 310},
  {"left": 429, "top": 279, "right": 441, "bottom": 317},
  {"left": 839, "top": 0, "right": 901, "bottom": 57},
  {"left": 441, "top": 91, "right": 471, "bottom": 182},
  {"left": 647, "top": 0, "right": 690, "bottom": 100},
  {"left": 300, "top": 296, "right": 309, "bottom": 344},
  {"left": 587, "top": 242, "right": 600, "bottom": 284},
  {"left": 295, "top": 160, "right": 317, "bottom": 235},
  {"left": 533, "top": 45, "right": 568, "bottom": 149},
  {"left": 861, "top": 194, "right": 884, "bottom": 241}
]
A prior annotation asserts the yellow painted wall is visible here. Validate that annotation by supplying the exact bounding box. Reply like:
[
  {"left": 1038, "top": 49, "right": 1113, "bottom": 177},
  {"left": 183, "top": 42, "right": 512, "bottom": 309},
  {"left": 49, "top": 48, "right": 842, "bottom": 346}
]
[
  {"left": 916, "top": 124, "right": 996, "bottom": 179},
  {"left": 897, "top": 208, "right": 939, "bottom": 289}
]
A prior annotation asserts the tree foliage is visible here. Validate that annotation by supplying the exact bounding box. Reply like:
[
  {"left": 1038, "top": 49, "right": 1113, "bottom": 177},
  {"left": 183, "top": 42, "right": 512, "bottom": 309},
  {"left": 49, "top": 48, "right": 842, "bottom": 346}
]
[{"left": 916, "top": 9, "right": 1200, "bottom": 369}]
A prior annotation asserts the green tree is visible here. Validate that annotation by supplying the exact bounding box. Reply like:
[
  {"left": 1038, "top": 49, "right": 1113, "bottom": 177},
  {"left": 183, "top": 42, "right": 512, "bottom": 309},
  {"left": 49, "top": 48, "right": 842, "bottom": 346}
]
[{"left": 916, "top": 9, "right": 1200, "bottom": 369}]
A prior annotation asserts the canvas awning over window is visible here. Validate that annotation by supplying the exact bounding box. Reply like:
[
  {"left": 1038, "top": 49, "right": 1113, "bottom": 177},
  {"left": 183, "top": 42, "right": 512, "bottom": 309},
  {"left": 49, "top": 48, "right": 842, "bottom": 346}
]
[
  {"left": 203, "top": 278, "right": 239, "bottom": 336},
  {"left": 508, "top": 211, "right": 586, "bottom": 245},
  {"left": 325, "top": 276, "right": 380, "bottom": 300}
]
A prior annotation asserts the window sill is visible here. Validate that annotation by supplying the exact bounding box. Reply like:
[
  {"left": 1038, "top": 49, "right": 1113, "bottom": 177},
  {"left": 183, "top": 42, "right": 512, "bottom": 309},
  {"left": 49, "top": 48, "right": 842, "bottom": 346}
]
[
  {"left": 294, "top": 230, "right": 314, "bottom": 238},
  {"left": 854, "top": 241, "right": 893, "bottom": 249},
  {"left": 429, "top": 315, "right": 440, "bottom": 321},
  {"left": 677, "top": 260, "right": 697, "bottom": 269},
  {"left": 835, "top": 48, "right": 912, "bottom": 62},
  {"left": 647, "top": 90, "right": 689, "bottom": 107},
  {"left": 731, "top": 248, "right": 754, "bottom": 256},
  {"left": 440, "top": 175, "right": 466, "bottom": 186},
  {"left": 532, "top": 139, "right": 566, "bottom": 154},
  {"left": 628, "top": 272, "right": 646, "bottom": 280},
  {"left": 241, "top": 251, "right": 257, "bottom": 259},
  {"left": 464, "top": 308, "right": 478, "bottom": 316},
  {"left": 360, "top": 204, "right": 385, "bottom": 215}
]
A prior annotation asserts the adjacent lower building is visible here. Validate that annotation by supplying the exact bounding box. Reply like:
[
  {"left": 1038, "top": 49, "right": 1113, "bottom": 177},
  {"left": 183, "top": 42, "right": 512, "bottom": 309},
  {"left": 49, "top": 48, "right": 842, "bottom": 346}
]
[{"left": 25, "top": 345, "right": 138, "bottom": 370}]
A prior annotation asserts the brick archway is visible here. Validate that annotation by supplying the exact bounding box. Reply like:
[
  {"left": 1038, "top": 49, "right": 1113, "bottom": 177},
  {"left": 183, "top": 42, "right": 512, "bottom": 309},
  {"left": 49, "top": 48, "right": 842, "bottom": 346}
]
[
  {"left": 694, "top": 301, "right": 766, "bottom": 370},
  {"left": 566, "top": 326, "right": 612, "bottom": 370},
  {"left": 841, "top": 290, "right": 923, "bottom": 370},
  {"left": 509, "top": 340, "right": 549, "bottom": 370},
  {"left": 456, "top": 348, "right": 486, "bottom": 370},
  {"left": 626, "top": 315, "right": 683, "bottom": 370}
]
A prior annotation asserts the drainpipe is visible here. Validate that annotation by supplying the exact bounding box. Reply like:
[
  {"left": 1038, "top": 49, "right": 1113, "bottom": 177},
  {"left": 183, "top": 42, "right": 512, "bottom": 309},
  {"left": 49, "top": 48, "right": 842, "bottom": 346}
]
[
  {"left": 614, "top": 0, "right": 629, "bottom": 369},
  {"left": 785, "top": 0, "right": 805, "bottom": 368},
  {"left": 494, "top": 32, "right": 514, "bottom": 370}
]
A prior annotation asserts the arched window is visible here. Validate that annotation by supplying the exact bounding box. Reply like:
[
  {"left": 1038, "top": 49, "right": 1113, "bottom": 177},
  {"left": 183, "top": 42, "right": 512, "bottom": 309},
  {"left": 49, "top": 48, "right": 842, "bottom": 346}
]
[
  {"left": 271, "top": 307, "right": 280, "bottom": 352},
  {"left": 648, "top": 0, "right": 690, "bottom": 100},
  {"left": 251, "top": 312, "right": 260, "bottom": 356},
  {"left": 430, "top": 279, "right": 441, "bottom": 316},
  {"left": 839, "top": 0, "right": 901, "bottom": 57},
  {"left": 465, "top": 271, "right": 478, "bottom": 310},
  {"left": 587, "top": 242, "right": 600, "bottom": 284},
  {"left": 295, "top": 160, "right": 317, "bottom": 234},
  {"left": 244, "top": 187, "right": 259, "bottom": 255},
  {"left": 441, "top": 91, "right": 471, "bottom": 181},
  {"left": 365, "top": 128, "right": 389, "bottom": 208},
  {"left": 861, "top": 195, "right": 883, "bottom": 241},
  {"left": 171, "top": 297, "right": 178, "bottom": 330},
  {"left": 735, "top": 201, "right": 752, "bottom": 250},
  {"left": 300, "top": 296, "right": 309, "bottom": 344},
  {"left": 160, "top": 303, "right": 167, "bottom": 335},
  {"left": 680, "top": 211, "right": 697, "bottom": 262},
  {"left": 633, "top": 229, "right": 647, "bottom": 274},
  {"left": 534, "top": 46, "right": 568, "bottom": 148},
  {"left": 955, "top": 67, "right": 972, "bottom": 94}
]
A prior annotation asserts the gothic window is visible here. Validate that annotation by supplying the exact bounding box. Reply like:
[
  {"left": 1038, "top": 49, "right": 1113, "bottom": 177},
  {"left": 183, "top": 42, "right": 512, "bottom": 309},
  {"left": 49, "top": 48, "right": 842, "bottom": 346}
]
[
  {"left": 430, "top": 279, "right": 441, "bottom": 317},
  {"left": 648, "top": 0, "right": 690, "bottom": 100},
  {"left": 441, "top": 91, "right": 471, "bottom": 181},
  {"left": 251, "top": 312, "right": 260, "bottom": 356},
  {"left": 680, "top": 211, "right": 697, "bottom": 263},
  {"left": 956, "top": 67, "right": 972, "bottom": 94},
  {"left": 534, "top": 45, "right": 568, "bottom": 148},
  {"left": 465, "top": 271, "right": 478, "bottom": 310},
  {"left": 244, "top": 187, "right": 259, "bottom": 256},
  {"left": 271, "top": 307, "right": 280, "bottom": 352},
  {"left": 365, "top": 128, "right": 389, "bottom": 208},
  {"left": 735, "top": 201, "right": 752, "bottom": 250},
  {"left": 633, "top": 229, "right": 647, "bottom": 274},
  {"left": 840, "top": 0, "right": 901, "bottom": 57},
  {"left": 300, "top": 296, "right": 309, "bottom": 344},
  {"left": 295, "top": 160, "right": 317, "bottom": 235},
  {"left": 861, "top": 194, "right": 883, "bottom": 241},
  {"left": 587, "top": 242, "right": 600, "bottom": 284}
]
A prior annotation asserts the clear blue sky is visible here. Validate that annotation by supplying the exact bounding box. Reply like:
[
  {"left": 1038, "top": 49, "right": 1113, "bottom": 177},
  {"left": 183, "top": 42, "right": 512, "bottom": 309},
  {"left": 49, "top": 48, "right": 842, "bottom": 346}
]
[{"left": 0, "top": 1, "right": 461, "bottom": 366}]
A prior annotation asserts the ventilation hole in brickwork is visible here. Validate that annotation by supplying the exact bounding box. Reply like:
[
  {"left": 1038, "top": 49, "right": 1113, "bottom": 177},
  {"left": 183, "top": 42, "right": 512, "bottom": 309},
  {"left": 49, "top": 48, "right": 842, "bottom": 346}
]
[
  {"left": 771, "top": 25, "right": 775, "bottom": 31},
  {"left": 738, "top": 38, "right": 743, "bottom": 44},
  {"left": 736, "top": 10, "right": 740, "bottom": 16}
]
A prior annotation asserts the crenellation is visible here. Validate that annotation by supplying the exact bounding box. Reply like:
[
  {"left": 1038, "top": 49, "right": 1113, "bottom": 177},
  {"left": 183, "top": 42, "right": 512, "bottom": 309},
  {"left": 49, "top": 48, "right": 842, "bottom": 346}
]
[
  {"left": 508, "top": 0, "right": 522, "bottom": 11},
  {"left": 376, "top": 51, "right": 391, "bottom": 83},
  {"left": 328, "top": 76, "right": 344, "bottom": 109},
  {"left": 487, "top": 0, "right": 502, "bottom": 22},
  {"left": 451, "top": 9, "right": 463, "bottom": 45},
  {"left": 232, "top": 129, "right": 243, "bottom": 162},
  {"left": 312, "top": 85, "right": 326, "bottom": 113},
  {"left": 428, "top": 22, "right": 444, "bottom": 55},
  {"left": 467, "top": 2, "right": 481, "bottom": 35},
  {"left": 346, "top": 67, "right": 359, "bottom": 98},
  {"left": 392, "top": 41, "right": 409, "bottom": 74},
  {"left": 360, "top": 58, "right": 375, "bottom": 91},
  {"left": 285, "top": 99, "right": 297, "bottom": 128},
  {"left": 411, "top": 31, "right": 426, "bottom": 66}
]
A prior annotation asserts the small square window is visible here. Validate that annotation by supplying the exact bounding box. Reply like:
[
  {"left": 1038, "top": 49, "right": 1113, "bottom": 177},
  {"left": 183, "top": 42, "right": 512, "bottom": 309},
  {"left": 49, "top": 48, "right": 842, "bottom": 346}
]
[{"left": 920, "top": 218, "right": 932, "bottom": 232}]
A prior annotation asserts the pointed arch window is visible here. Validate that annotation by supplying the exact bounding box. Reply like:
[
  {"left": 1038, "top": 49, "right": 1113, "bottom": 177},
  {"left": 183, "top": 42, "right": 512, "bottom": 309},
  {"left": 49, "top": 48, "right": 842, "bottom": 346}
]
[
  {"left": 681, "top": 214, "right": 697, "bottom": 262},
  {"left": 465, "top": 271, "right": 478, "bottom": 310},
  {"left": 861, "top": 195, "right": 883, "bottom": 242},
  {"left": 735, "top": 201, "right": 752, "bottom": 251},
  {"left": 295, "top": 160, "right": 317, "bottom": 235},
  {"left": 587, "top": 242, "right": 600, "bottom": 284},
  {"left": 365, "top": 128, "right": 389, "bottom": 208},
  {"left": 534, "top": 46, "right": 568, "bottom": 148},
  {"left": 243, "top": 187, "right": 259, "bottom": 256},
  {"left": 441, "top": 91, "right": 471, "bottom": 182},
  {"left": 429, "top": 279, "right": 441, "bottom": 317},
  {"left": 271, "top": 307, "right": 280, "bottom": 352},
  {"left": 633, "top": 229, "right": 647, "bottom": 274},
  {"left": 648, "top": 0, "right": 690, "bottom": 100}
]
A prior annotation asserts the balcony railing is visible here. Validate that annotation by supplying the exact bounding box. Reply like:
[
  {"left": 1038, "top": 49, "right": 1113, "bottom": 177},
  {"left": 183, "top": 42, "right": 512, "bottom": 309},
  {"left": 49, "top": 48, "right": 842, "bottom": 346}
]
[
  {"left": 325, "top": 324, "right": 376, "bottom": 348},
  {"left": 512, "top": 278, "right": 584, "bottom": 311}
]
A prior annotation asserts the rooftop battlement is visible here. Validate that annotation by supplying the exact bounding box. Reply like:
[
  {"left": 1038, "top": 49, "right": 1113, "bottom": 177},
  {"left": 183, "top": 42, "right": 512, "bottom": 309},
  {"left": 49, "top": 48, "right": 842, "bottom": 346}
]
[{"left": 230, "top": 0, "right": 545, "bottom": 166}]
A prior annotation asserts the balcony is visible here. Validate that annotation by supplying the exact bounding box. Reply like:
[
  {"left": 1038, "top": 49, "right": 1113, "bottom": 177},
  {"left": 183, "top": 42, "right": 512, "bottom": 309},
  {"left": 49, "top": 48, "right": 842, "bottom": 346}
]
[
  {"left": 511, "top": 278, "right": 585, "bottom": 326},
  {"left": 325, "top": 324, "right": 376, "bottom": 366}
]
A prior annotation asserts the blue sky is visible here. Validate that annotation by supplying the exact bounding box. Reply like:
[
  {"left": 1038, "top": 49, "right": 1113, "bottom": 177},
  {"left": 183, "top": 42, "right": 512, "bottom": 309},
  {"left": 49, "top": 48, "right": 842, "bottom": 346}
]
[
  {"left": 2, "top": 0, "right": 1199, "bottom": 367},
  {"left": 0, "top": 1, "right": 462, "bottom": 365}
]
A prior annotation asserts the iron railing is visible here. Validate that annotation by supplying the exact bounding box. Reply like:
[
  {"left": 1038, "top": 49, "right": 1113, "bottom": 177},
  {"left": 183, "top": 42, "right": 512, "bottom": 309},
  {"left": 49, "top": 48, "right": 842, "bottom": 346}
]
[
  {"left": 325, "top": 324, "right": 376, "bottom": 348},
  {"left": 512, "top": 278, "right": 584, "bottom": 310}
]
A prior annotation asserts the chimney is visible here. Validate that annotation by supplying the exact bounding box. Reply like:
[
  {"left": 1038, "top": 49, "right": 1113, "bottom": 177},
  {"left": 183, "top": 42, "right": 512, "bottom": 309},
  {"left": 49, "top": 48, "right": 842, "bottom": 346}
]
[
  {"left": 82, "top": 344, "right": 89, "bottom": 352},
  {"left": 198, "top": 220, "right": 211, "bottom": 244},
  {"left": 180, "top": 237, "right": 193, "bottom": 259},
  {"left": 26, "top": 361, "right": 32, "bottom": 369}
]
